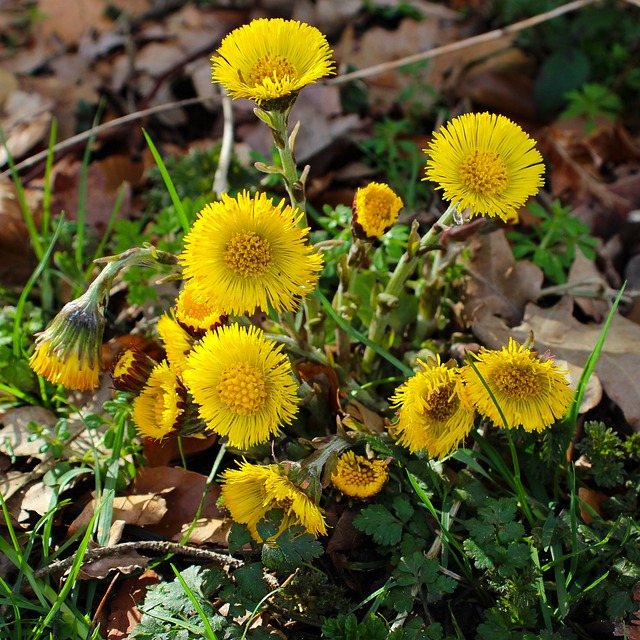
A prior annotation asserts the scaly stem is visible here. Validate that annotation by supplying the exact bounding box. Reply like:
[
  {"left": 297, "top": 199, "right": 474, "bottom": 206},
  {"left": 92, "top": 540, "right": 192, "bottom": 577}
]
[
  {"left": 505, "top": 429, "right": 535, "bottom": 527},
  {"left": 361, "top": 204, "right": 458, "bottom": 371}
]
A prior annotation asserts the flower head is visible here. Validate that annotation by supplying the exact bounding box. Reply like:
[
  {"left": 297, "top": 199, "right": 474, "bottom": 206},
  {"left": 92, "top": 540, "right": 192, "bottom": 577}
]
[
  {"left": 390, "top": 357, "right": 476, "bottom": 458},
  {"left": 352, "top": 182, "right": 404, "bottom": 240},
  {"left": 112, "top": 347, "right": 157, "bottom": 394},
  {"left": 29, "top": 290, "right": 105, "bottom": 391},
  {"left": 175, "top": 285, "right": 227, "bottom": 338},
  {"left": 220, "top": 460, "right": 327, "bottom": 541},
  {"left": 157, "top": 313, "right": 195, "bottom": 377},
  {"left": 211, "top": 18, "right": 334, "bottom": 107},
  {"left": 180, "top": 191, "right": 323, "bottom": 316},
  {"left": 182, "top": 324, "right": 299, "bottom": 449},
  {"left": 331, "top": 451, "right": 389, "bottom": 500},
  {"left": 423, "top": 112, "right": 545, "bottom": 221},
  {"left": 462, "top": 338, "right": 572, "bottom": 431},
  {"left": 132, "top": 360, "right": 185, "bottom": 440}
]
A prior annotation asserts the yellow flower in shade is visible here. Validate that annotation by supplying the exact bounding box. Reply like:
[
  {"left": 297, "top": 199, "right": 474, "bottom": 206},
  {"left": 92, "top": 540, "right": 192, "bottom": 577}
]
[
  {"left": 331, "top": 451, "right": 389, "bottom": 500},
  {"left": 220, "top": 460, "right": 327, "bottom": 541},
  {"left": 352, "top": 182, "right": 404, "bottom": 240},
  {"left": 182, "top": 324, "right": 299, "bottom": 449},
  {"left": 132, "top": 360, "right": 185, "bottom": 440},
  {"left": 180, "top": 191, "right": 323, "bottom": 316},
  {"left": 175, "top": 285, "right": 227, "bottom": 337},
  {"left": 29, "top": 290, "right": 105, "bottom": 391},
  {"left": 390, "top": 358, "right": 476, "bottom": 458},
  {"left": 211, "top": 18, "right": 335, "bottom": 107},
  {"left": 157, "top": 313, "right": 195, "bottom": 377},
  {"left": 112, "top": 348, "right": 157, "bottom": 394},
  {"left": 462, "top": 338, "right": 573, "bottom": 432},
  {"left": 423, "top": 112, "right": 545, "bottom": 221}
]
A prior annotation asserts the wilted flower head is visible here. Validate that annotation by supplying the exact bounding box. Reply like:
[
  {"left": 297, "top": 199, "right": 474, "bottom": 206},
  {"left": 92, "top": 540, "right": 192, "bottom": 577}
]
[
  {"left": 462, "top": 337, "right": 573, "bottom": 431},
  {"left": 112, "top": 347, "right": 157, "bottom": 394},
  {"left": 182, "top": 324, "right": 299, "bottom": 449},
  {"left": 423, "top": 112, "right": 545, "bottom": 221},
  {"left": 180, "top": 191, "right": 323, "bottom": 316},
  {"left": 390, "top": 357, "right": 476, "bottom": 458},
  {"left": 331, "top": 451, "right": 389, "bottom": 500},
  {"left": 29, "top": 290, "right": 105, "bottom": 391},
  {"left": 352, "top": 182, "right": 404, "bottom": 240},
  {"left": 220, "top": 460, "right": 327, "bottom": 542},
  {"left": 211, "top": 18, "right": 334, "bottom": 108}
]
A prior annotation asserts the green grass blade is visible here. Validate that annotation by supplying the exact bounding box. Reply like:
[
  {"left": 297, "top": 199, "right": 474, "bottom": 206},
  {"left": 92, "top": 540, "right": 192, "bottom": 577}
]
[
  {"left": 315, "top": 289, "right": 414, "bottom": 376},
  {"left": 564, "top": 282, "right": 626, "bottom": 426},
  {"left": 171, "top": 564, "right": 219, "bottom": 640},
  {"left": 142, "top": 128, "right": 190, "bottom": 235}
]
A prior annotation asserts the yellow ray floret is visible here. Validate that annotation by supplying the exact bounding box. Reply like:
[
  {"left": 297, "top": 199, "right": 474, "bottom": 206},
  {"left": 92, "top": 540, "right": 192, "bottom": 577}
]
[
  {"left": 180, "top": 191, "right": 323, "bottom": 316},
  {"left": 462, "top": 337, "right": 573, "bottom": 431},
  {"left": 211, "top": 18, "right": 335, "bottom": 104},
  {"left": 424, "top": 112, "right": 545, "bottom": 221},
  {"left": 182, "top": 324, "right": 299, "bottom": 449}
]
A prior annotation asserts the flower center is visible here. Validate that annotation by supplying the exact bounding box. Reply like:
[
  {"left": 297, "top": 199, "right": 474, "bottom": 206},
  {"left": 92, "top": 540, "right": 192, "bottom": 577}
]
[
  {"left": 224, "top": 231, "right": 272, "bottom": 277},
  {"left": 248, "top": 55, "right": 297, "bottom": 87},
  {"left": 363, "top": 194, "right": 394, "bottom": 227},
  {"left": 492, "top": 366, "right": 542, "bottom": 399},
  {"left": 459, "top": 151, "right": 508, "bottom": 196},
  {"left": 217, "top": 362, "right": 268, "bottom": 415},
  {"left": 423, "top": 385, "right": 458, "bottom": 423},
  {"left": 341, "top": 462, "right": 377, "bottom": 487}
]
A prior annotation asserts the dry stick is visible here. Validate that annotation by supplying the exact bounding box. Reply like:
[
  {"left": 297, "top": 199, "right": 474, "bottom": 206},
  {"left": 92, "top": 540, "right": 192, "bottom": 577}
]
[
  {"left": 213, "top": 87, "right": 234, "bottom": 196},
  {"left": 34, "top": 540, "right": 243, "bottom": 580},
  {"left": 327, "top": 0, "right": 600, "bottom": 85},
  {"left": 0, "top": 96, "right": 220, "bottom": 181}
]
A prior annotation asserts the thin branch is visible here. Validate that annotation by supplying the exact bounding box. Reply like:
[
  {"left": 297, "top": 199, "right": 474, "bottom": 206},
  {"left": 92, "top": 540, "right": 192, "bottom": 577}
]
[
  {"left": 34, "top": 540, "right": 243, "bottom": 580},
  {"left": 213, "top": 87, "right": 234, "bottom": 196},
  {"left": 327, "top": 0, "right": 601, "bottom": 85}
]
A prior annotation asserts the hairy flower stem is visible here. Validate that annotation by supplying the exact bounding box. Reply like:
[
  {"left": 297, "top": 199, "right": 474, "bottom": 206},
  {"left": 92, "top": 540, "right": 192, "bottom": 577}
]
[
  {"left": 505, "top": 429, "right": 535, "bottom": 527},
  {"left": 362, "top": 204, "right": 457, "bottom": 371}
]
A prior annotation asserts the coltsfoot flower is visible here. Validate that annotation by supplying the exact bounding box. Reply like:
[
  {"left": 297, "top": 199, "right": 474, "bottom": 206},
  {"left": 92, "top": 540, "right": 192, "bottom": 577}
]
[
  {"left": 180, "top": 191, "right": 323, "bottom": 316},
  {"left": 157, "top": 313, "right": 195, "bottom": 377},
  {"left": 211, "top": 18, "right": 334, "bottom": 107},
  {"left": 423, "top": 112, "right": 545, "bottom": 221},
  {"left": 462, "top": 337, "right": 573, "bottom": 431},
  {"left": 331, "top": 451, "right": 389, "bottom": 500},
  {"left": 352, "top": 182, "right": 404, "bottom": 240},
  {"left": 112, "top": 348, "right": 157, "bottom": 394},
  {"left": 29, "top": 290, "right": 105, "bottom": 391},
  {"left": 132, "top": 360, "right": 185, "bottom": 440},
  {"left": 175, "top": 284, "right": 227, "bottom": 337},
  {"left": 220, "top": 460, "right": 327, "bottom": 541},
  {"left": 390, "top": 357, "right": 476, "bottom": 458},
  {"left": 182, "top": 324, "right": 299, "bottom": 449}
]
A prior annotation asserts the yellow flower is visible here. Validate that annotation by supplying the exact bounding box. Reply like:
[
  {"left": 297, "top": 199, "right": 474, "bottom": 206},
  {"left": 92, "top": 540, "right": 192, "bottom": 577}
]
[
  {"left": 180, "top": 191, "right": 323, "bottom": 316},
  {"left": 331, "top": 451, "right": 389, "bottom": 500},
  {"left": 390, "top": 357, "right": 476, "bottom": 458},
  {"left": 29, "top": 290, "right": 105, "bottom": 391},
  {"left": 132, "top": 360, "right": 185, "bottom": 440},
  {"left": 211, "top": 18, "right": 335, "bottom": 106},
  {"left": 112, "top": 348, "right": 157, "bottom": 394},
  {"left": 423, "top": 112, "right": 545, "bottom": 221},
  {"left": 182, "top": 324, "right": 299, "bottom": 449},
  {"left": 157, "top": 313, "right": 195, "bottom": 377},
  {"left": 175, "top": 285, "right": 227, "bottom": 337},
  {"left": 220, "top": 460, "right": 327, "bottom": 542},
  {"left": 462, "top": 338, "right": 573, "bottom": 432},
  {"left": 352, "top": 182, "right": 404, "bottom": 240}
]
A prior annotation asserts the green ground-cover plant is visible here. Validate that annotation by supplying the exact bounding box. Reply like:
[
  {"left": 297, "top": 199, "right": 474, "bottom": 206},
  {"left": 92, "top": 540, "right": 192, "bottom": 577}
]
[{"left": 4, "top": 12, "right": 640, "bottom": 640}]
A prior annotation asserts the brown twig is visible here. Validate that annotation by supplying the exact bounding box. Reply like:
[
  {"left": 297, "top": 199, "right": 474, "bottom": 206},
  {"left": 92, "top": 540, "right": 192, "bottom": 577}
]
[
  {"left": 327, "top": 0, "right": 601, "bottom": 85},
  {"left": 34, "top": 540, "right": 243, "bottom": 580}
]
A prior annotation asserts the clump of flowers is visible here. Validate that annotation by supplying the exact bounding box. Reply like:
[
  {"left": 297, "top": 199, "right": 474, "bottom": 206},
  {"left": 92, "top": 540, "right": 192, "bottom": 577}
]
[
  {"left": 462, "top": 337, "right": 573, "bottom": 431},
  {"left": 211, "top": 18, "right": 335, "bottom": 108},
  {"left": 331, "top": 451, "right": 389, "bottom": 499},
  {"left": 219, "top": 460, "right": 327, "bottom": 542},
  {"left": 180, "top": 191, "right": 323, "bottom": 316},
  {"left": 390, "top": 357, "right": 476, "bottom": 458},
  {"left": 423, "top": 112, "right": 545, "bottom": 221},
  {"left": 29, "top": 289, "right": 105, "bottom": 391},
  {"left": 182, "top": 324, "right": 299, "bottom": 449}
]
